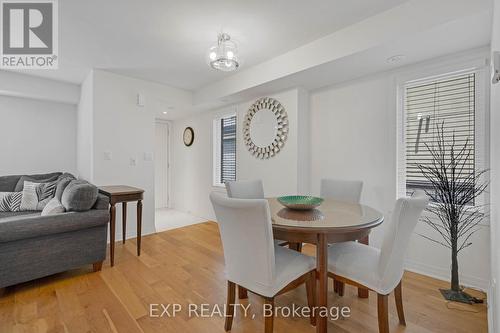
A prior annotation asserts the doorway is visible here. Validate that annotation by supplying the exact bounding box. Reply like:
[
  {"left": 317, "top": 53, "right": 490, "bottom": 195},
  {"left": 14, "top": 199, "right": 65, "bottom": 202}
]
[
  {"left": 154, "top": 120, "right": 170, "bottom": 209},
  {"left": 154, "top": 120, "right": 206, "bottom": 232}
]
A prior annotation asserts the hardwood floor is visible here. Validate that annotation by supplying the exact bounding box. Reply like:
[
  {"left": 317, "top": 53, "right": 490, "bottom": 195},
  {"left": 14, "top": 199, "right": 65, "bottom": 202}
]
[{"left": 0, "top": 222, "right": 488, "bottom": 333}]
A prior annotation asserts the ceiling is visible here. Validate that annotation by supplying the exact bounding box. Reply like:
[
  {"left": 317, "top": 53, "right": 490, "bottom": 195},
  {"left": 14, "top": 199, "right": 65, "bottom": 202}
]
[
  {"left": 13, "top": 0, "right": 410, "bottom": 90},
  {"left": 190, "top": 0, "right": 493, "bottom": 110}
]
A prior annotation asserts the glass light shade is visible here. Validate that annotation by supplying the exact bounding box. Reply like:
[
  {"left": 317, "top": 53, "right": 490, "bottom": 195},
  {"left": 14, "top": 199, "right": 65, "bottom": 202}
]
[{"left": 207, "top": 33, "right": 240, "bottom": 72}]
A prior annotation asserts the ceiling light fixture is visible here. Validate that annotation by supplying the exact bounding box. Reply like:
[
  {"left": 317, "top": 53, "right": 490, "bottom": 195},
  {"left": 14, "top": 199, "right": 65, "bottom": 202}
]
[
  {"left": 386, "top": 55, "right": 406, "bottom": 64},
  {"left": 208, "top": 33, "right": 240, "bottom": 72}
]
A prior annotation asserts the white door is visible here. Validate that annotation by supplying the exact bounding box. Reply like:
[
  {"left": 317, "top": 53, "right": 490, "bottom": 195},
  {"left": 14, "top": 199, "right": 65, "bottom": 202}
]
[{"left": 155, "top": 121, "right": 169, "bottom": 208}]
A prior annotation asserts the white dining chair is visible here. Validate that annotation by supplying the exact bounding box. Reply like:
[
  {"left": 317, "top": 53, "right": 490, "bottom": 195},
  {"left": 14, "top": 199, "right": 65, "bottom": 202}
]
[
  {"left": 320, "top": 178, "right": 364, "bottom": 296},
  {"left": 226, "top": 180, "right": 289, "bottom": 251},
  {"left": 226, "top": 179, "right": 276, "bottom": 299},
  {"left": 327, "top": 190, "right": 429, "bottom": 333},
  {"left": 210, "top": 192, "right": 316, "bottom": 332},
  {"left": 320, "top": 178, "right": 363, "bottom": 203},
  {"left": 225, "top": 179, "right": 265, "bottom": 199}
]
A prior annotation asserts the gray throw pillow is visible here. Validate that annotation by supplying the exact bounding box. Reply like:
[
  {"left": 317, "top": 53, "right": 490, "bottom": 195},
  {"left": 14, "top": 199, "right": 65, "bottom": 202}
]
[
  {"left": 41, "top": 198, "right": 66, "bottom": 216},
  {"left": 55, "top": 174, "right": 76, "bottom": 201},
  {"left": 14, "top": 174, "right": 59, "bottom": 192},
  {"left": 61, "top": 180, "right": 98, "bottom": 212},
  {"left": 0, "top": 192, "right": 22, "bottom": 212},
  {"left": 20, "top": 180, "right": 58, "bottom": 211}
]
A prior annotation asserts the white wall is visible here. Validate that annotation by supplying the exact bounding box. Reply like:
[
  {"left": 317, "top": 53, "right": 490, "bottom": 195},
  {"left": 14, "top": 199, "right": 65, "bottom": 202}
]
[
  {"left": 297, "top": 88, "right": 311, "bottom": 194},
  {"left": 310, "top": 56, "right": 490, "bottom": 290},
  {"left": 0, "top": 70, "right": 80, "bottom": 105},
  {"left": 77, "top": 71, "right": 94, "bottom": 181},
  {"left": 171, "top": 88, "right": 309, "bottom": 220},
  {"left": 489, "top": 0, "right": 500, "bottom": 330},
  {"left": 79, "top": 70, "right": 192, "bottom": 240},
  {"left": 0, "top": 95, "right": 76, "bottom": 176},
  {"left": 237, "top": 90, "right": 302, "bottom": 197}
]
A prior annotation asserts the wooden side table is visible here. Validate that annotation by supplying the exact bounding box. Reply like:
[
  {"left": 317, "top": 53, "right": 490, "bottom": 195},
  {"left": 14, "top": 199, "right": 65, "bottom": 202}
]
[{"left": 98, "top": 185, "right": 144, "bottom": 267}]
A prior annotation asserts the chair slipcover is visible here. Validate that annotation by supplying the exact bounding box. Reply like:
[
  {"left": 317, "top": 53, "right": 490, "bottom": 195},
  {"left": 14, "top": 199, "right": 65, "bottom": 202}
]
[
  {"left": 327, "top": 191, "right": 428, "bottom": 294},
  {"left": 320, "top": 178, "right": 363, "bottom": 203},
  {"left": 210, "top": 192, "right": 315, "bottom": 297}
]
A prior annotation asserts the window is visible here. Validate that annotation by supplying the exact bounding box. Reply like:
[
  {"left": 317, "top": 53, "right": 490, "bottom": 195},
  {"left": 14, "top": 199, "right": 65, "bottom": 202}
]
[
  {"left": 401, "top": 71, "right": 479, "bottom": 200},
  {"left": 213, "top": 114, "right": 236, "bottom": 186}
]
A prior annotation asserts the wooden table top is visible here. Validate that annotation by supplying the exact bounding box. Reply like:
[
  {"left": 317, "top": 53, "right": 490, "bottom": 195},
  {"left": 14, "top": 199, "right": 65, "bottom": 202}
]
[
  {"left": 268, "top": 197, "right": 383, "bottom": 232},
  {"left": 98, "top": 185, "right": 144, "bottom": 196}
]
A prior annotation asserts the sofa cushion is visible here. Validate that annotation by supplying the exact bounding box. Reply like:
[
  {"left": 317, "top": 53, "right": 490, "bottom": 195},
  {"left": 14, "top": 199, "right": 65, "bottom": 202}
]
[
  {"left": 0, "top": 209, "right": 109, "bottom": 243},
  {"left": 58, "top": 172, "right": 76, "bottom": 180},
  {"left": 92, "top": 194, "right": 110, "bottom": 210},
  {"left": 0, "top": 211, "right": 39, "bottom": 219},
  {"left": 0, "top": 175, "right": 22, "bottom": 192},
  {"left": 41, "top": 198, "right": 65, "bottom": 216},
  {"left": 61, "top": 180, "right": 98, "bottom": 212},
  {"left": 14, "top": 173, "right": 62, "bottom": 192}
]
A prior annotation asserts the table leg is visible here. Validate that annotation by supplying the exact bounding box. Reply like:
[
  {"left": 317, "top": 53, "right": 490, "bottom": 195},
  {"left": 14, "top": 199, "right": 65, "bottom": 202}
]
[
  {"left": 288, "top": 242, "right": 303, "bottom": 252},
  {"left": 122, "top": 202, "right": 127, "bottom": 244},
  {"left": 110, "top": 203, "right": 116, "bottom": 267},
  {"left": 238, "top": 286, "right": 248, "bottom": 299},
  {"left": 137, "top": 200, "right": 142, "bottom": 256},
  {"left": 316, "top": 233, "right": 328, "bottom": 333},
  {"left": 358, "top": 235, "right": 369, "bottom": 298}
]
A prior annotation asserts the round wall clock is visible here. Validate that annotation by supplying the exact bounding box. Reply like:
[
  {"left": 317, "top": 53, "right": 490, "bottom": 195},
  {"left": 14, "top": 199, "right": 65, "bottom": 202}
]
[{"left": 183, "top": 127, "right": 194, "bottom": 146}]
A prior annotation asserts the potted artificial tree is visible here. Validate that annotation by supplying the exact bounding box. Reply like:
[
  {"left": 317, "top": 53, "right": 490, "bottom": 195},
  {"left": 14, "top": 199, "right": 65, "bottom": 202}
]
[{"left": 417, "top": 123, "right": 488, "bottom": 304}]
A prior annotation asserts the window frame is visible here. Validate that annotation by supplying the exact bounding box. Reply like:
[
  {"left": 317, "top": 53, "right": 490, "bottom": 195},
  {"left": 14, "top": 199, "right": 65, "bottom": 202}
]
[
  {"left": 396, "top": 56, "right": 489, "bottom": 211},
  {"left": 213, "top": 112, "right": 237, "bottom": 188}
]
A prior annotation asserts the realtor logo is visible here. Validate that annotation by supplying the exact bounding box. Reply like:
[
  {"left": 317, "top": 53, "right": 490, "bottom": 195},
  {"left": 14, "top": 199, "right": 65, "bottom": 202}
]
[{"left": 1, "top": 0, "right": 58, "bottom": 69}]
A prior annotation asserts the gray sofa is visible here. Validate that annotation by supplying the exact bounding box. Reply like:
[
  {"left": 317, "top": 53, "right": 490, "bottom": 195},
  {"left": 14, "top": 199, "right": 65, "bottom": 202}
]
[{"left": 0, "top": 172, "right": 109, "bottom": 289}]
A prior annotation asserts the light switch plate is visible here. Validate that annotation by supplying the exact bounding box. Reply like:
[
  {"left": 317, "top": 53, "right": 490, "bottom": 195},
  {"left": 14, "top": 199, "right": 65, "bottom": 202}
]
[
  {"left": 103, "top": 151, "right": 112, "bottom": 160},
  {"left": 137, "top": 93, "right": 145, "bottom": 107},
  {"left": 144, "top": 152, "right": 153, "bottom": 161}
]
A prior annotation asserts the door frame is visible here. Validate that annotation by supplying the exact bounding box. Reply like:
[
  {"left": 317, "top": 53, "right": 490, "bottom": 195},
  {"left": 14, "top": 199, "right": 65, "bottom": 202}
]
[{"left": 155, "top": 119, "right": 171, "bottom": 208}]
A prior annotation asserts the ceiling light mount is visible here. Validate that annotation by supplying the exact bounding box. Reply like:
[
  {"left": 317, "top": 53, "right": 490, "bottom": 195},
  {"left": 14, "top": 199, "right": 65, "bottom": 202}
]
[
  {"left": 208, "top": 32, "right": 240, "bottom": 72},
  {"left": 386, "top": 54, "right": 406, "bottom": 64}
]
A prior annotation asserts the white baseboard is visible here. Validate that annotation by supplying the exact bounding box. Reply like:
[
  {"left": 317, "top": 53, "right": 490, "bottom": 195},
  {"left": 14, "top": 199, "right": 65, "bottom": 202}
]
[
  {"left": 487, "top": 281, "right": 495, "bottom": 333},
  {"left": 404, "top": 258, "right": 490, "bottom": 292}
]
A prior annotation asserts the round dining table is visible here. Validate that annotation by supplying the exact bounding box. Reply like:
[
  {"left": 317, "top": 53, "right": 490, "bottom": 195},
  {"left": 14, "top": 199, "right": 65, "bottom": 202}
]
[{"left": 268, "top": 197, "right": 384, "bottom": 333}]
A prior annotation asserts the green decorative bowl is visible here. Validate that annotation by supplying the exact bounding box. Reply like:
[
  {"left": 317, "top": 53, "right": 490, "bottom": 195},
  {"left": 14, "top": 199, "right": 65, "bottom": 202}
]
[{"left": 277, "top": 195, "right": 324, "bottom": 211}]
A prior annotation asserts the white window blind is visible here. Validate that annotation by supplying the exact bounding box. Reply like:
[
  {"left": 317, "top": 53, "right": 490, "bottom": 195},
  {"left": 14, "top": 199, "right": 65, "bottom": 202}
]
[
  {"left": 220, "top": 115, "right": 236, "bottom": 183},
  {"left": 404, "top": 72, "right": 475, "bottom": 194}
]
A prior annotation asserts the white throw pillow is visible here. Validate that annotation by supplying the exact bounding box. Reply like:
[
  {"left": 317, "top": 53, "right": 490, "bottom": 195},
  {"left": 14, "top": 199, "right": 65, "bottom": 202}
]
[
  {"left": 41, "top": 198, "right": 66, "bottom": 216},
  {"left": 0, "top": 192, "right": 22, "bottom": 212},
  {"left": 20, "top": 180, "right": 57, "bottom": 211}
]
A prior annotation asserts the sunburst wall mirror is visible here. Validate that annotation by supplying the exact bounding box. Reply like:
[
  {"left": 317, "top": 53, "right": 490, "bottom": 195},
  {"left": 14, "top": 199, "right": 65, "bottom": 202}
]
[{"left": 243, "top": 97, "right": 288, "bottom": 159}]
